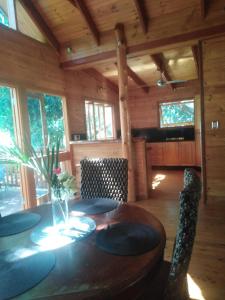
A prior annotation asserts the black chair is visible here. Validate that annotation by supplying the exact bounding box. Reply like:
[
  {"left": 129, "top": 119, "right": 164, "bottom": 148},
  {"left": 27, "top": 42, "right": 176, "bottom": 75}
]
[
  {"left": 138, "top": 168, "right": 201, "bottom": 300},
  {"left": 80, "top": 158, "right": 128, "bottom": 202}
]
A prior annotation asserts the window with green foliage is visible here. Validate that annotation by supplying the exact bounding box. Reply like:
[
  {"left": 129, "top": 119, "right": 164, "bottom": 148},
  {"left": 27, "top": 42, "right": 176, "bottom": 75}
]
[
  {"left": 27, "top": 93, "right": 66, "bottom": 150},
  {"left": 85, "top": 100, "right": 114, "bottom": 141},
  {"left": 159, "top": 100, "right": 194, "bottom": 128}
]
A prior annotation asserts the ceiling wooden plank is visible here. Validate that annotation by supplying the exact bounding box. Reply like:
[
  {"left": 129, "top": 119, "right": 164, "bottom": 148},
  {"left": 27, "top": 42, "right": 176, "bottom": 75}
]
[
  {"left": 18, "top": 0, "right": 60, "bottom": 51},
  {"left": 60, "top": 23, "right": 225, "bottom": 69},
  {"left": 132, "top": 0, "right": 148, "bottom": 33},
  {"left": 151, "top": 53, "right": 175, "bottom": 90},
  {"left": 192, "top": 45, "right": 199, "bottom": 78},
  {"left": 69, "top": 0, "right": 100, "bottom": 45},
  {"left": 127, "top": 66, "right": 149, "bottom": 94}
]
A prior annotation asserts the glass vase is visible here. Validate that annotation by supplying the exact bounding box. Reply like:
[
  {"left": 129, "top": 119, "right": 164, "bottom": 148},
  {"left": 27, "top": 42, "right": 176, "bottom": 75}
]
[{"left": 51, "top": 187, "right": 69, "bottom": 231}]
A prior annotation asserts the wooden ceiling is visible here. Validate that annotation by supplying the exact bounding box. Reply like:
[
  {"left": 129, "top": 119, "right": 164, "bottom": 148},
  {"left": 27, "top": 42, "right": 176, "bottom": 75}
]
[{"left": 16, "top": 0, "right": 225, "bottom": 90}]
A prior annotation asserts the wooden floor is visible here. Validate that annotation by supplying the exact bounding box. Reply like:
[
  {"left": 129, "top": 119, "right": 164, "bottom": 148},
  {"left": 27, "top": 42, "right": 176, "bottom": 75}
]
[{"left": 133, "top": 170, "right": 225, "bottom": 300}]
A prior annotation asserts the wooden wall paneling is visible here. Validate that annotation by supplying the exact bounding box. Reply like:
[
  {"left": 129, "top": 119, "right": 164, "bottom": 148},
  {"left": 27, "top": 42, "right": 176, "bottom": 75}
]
[
  {"left": 64, "top": 69, "right": 119, "bottom": 138},
  {"left": 0, "top": 26, "right": 65, "bottom": 95},
  {"left": 129, "top": 80, "right": 199, "bottom": 129},
  {"left": 115, "top": 23, "right": 135, "bottom": 202},
  {"left": 203, "top": 36, "right": 225, "bottom": 201}
]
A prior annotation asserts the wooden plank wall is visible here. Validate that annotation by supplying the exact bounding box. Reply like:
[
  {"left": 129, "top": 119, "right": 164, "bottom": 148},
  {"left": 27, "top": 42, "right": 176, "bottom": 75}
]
[
  {"left": 128, "top": 80, "right": 199, "bottom": 128},
  {"left": 203, "top": 35, "right": 225, "bottom": 201},
  {"left": 0, "top": 26, "right": 64, "bottom": 95},
  {"left": 64, "top": 69, "right": 120, "bottom": 138}
]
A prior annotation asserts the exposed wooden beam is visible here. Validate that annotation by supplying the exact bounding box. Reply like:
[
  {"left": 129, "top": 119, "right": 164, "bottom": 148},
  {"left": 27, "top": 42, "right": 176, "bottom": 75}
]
[
  {"left": 151, "top": 53, "right": 175, "bottom": 90},
  {"left": 200, "top": 0, "right": 207, "bottom": 19},
  {"left": 115, "top": 63, "right": 149, "bottom": 94},
  {"left": 19, "top": 0, "right": 60, "bottom": 51},
  {"left": 127, "top": 66, "right": 149, "bottom": 94},
  {"left": 133, "top": 0, "right": 148, "bottom": 33},
  {"left": 61, "top": 23, "right": 225, "bottom": 70},
  {"left": 69, "top": 0, "right": 100, "bottom": 45},
  {"left": 115, "top": 23, "right": 135, "bottom": 202},
  {"left": 192, "top": 45, "right": 200, "bottom": 78}
]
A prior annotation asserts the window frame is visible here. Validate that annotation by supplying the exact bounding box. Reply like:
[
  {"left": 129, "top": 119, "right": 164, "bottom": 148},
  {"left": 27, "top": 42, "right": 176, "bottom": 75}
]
[
  {"left": 85, "top": 99, "right": 115, "bottom": 141},
  {"left": 27, "top": 91, "right": 69, "bottom": 152},
  {"left": 0, "top": 0, "right": 16, "bottom": 29},
  {"left": 158, "top": 99, "right": 195, "bottom": 129}
]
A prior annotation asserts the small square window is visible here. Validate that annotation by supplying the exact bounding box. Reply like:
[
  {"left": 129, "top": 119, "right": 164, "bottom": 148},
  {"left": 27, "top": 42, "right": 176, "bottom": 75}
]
[
  {"left": 85, "top": 100, "right": 114, "bottom": 141},
  {"left": 159, "top": 100, "right": 194, "bottom": 128}
]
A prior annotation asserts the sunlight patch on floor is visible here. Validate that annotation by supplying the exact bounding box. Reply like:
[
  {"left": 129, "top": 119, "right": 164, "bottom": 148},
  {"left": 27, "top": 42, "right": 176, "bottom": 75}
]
[
  {"left": 152, "top": 174, "right": 166, "bottom": 190},
  {"left": 188, "top": 274, "right": 205, "bottom": 300}
]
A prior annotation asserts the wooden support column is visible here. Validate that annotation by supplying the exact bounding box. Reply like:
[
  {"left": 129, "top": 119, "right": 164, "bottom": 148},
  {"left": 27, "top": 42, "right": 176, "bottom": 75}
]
[
  {"left": 13, "top": 87, "right": 37, "bottom": 209},
  {"left": 115, "top": 24, "right": 135, "bottom": 202}
]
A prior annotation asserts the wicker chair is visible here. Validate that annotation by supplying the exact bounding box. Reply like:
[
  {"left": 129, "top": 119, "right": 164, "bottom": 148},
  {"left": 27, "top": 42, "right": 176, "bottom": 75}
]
[
  {"left": 138, "top": 168, "right": 201, "bottom": 300},
  {"left": 80, "top": 158, "right": 128, "bottom": 202}
]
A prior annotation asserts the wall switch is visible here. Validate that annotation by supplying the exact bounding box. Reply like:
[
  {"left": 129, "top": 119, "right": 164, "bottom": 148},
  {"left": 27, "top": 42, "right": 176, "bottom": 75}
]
[{"left": 211, "top": 120, "right": 219, "bottom": 129}]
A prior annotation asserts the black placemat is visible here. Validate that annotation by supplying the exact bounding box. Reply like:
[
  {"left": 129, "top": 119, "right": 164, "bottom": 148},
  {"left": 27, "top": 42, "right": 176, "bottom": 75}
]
[
  {"left": 0, "top": 212, "right": 41, "bottom": 237},
  {"left": 96, "top": 222, "right": 161, "bottom": 256},
  {"left": 71, "top": 198, "right": 119, "bottom": 215},
  {"left": 0, "top": 250, "right": 55, "bottom": 299}
]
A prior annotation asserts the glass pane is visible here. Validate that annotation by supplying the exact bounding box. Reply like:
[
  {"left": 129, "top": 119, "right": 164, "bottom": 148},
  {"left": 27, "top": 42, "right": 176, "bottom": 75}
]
[
  {"left": 88, "top": 103, "right": 95, "bottom": 140},
  {"left": 160, "top": 100, "right": 194, "bottom": 128},
  {"left": 0, "top": 1, "right": 9, "bottom": 27},
  {"left": 94, "top": 104, "right": 100, "bottom": 139},
  {"left": 98, "top": 105, "right": 105, "bottom": 139},
  {"left": 27, "top": 96, "right": 44, "bottom": 150},
  {"left": 105, "top": 106, "right": 113, "bottom": 138},
  {"left": 0, "top": 86, "right": 24, "bottom": 216},
  {"left": 44, "top": 94, "right": 66, "bottom": 149}
]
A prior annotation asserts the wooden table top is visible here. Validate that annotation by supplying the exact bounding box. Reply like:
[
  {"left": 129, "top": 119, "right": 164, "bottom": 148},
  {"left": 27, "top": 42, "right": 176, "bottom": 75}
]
[{"left": 0, "top": 203, "right": 166, "bottom": 300}]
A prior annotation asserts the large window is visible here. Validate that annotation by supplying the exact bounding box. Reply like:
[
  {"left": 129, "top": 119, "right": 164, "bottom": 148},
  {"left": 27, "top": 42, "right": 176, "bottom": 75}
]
[
  {"left": 0, "top": 85, "right": 23, "bottom": 216},
  {"left": 159, "top": 100, "right": 194, "bottom": 128},
  {"left": 85, "top": 100, "right": 114, "bottom": 141}
]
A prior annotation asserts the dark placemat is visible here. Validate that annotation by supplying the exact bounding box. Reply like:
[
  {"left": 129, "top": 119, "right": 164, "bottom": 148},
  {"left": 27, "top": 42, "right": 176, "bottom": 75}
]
[
  {"left": 0, "top": 212, "right": 41, "bottom": 237},
  {"left": 71, "top": 198, "right": 119, "bottom": 215},
  {"left": 96, "top": 222, "right": 161, "bottom": 256},
  {"left": 0, "top": 250, "right": 55, "bottom": 299}
]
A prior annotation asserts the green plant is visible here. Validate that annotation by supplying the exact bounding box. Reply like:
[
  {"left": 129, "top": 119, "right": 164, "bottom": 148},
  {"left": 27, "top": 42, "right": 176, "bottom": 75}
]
[{"left": 0, "top": 137, "right": 76, "bottom": 193}]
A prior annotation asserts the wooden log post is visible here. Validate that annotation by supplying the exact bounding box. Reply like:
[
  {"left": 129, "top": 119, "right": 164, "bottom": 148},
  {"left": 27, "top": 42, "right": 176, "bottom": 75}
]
[{"left": 115, "top": 24, "right": 136, "bottom": 202}]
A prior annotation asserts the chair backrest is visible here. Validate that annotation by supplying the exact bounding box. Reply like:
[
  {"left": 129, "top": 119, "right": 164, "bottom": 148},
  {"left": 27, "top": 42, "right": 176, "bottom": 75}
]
[
  {"left": 165, "top": 168, "right": 201, "bottom": 300},
  {"left": 80, "top": 158, "right": 128, "bottom": 202}
]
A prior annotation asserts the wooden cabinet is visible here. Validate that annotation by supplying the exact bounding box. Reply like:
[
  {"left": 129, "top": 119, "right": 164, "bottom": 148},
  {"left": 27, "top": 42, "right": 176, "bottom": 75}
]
[
  {"left": 148, "top": 141, "right": 197, "bottom": 166},
  {"left": 178, "top": 141, "right": 196, "bottom": 166},
  {"left": 163, "top": 142, "right": 179, "bottom": 166},
  {"left": 148, "top": 143, "right": 164, "bottom": 165}
]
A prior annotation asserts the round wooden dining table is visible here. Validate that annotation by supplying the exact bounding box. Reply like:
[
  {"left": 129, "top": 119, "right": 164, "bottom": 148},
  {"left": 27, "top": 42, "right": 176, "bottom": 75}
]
[{"left": 0, "top": 202, "right": 166, "bottom": 300}]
